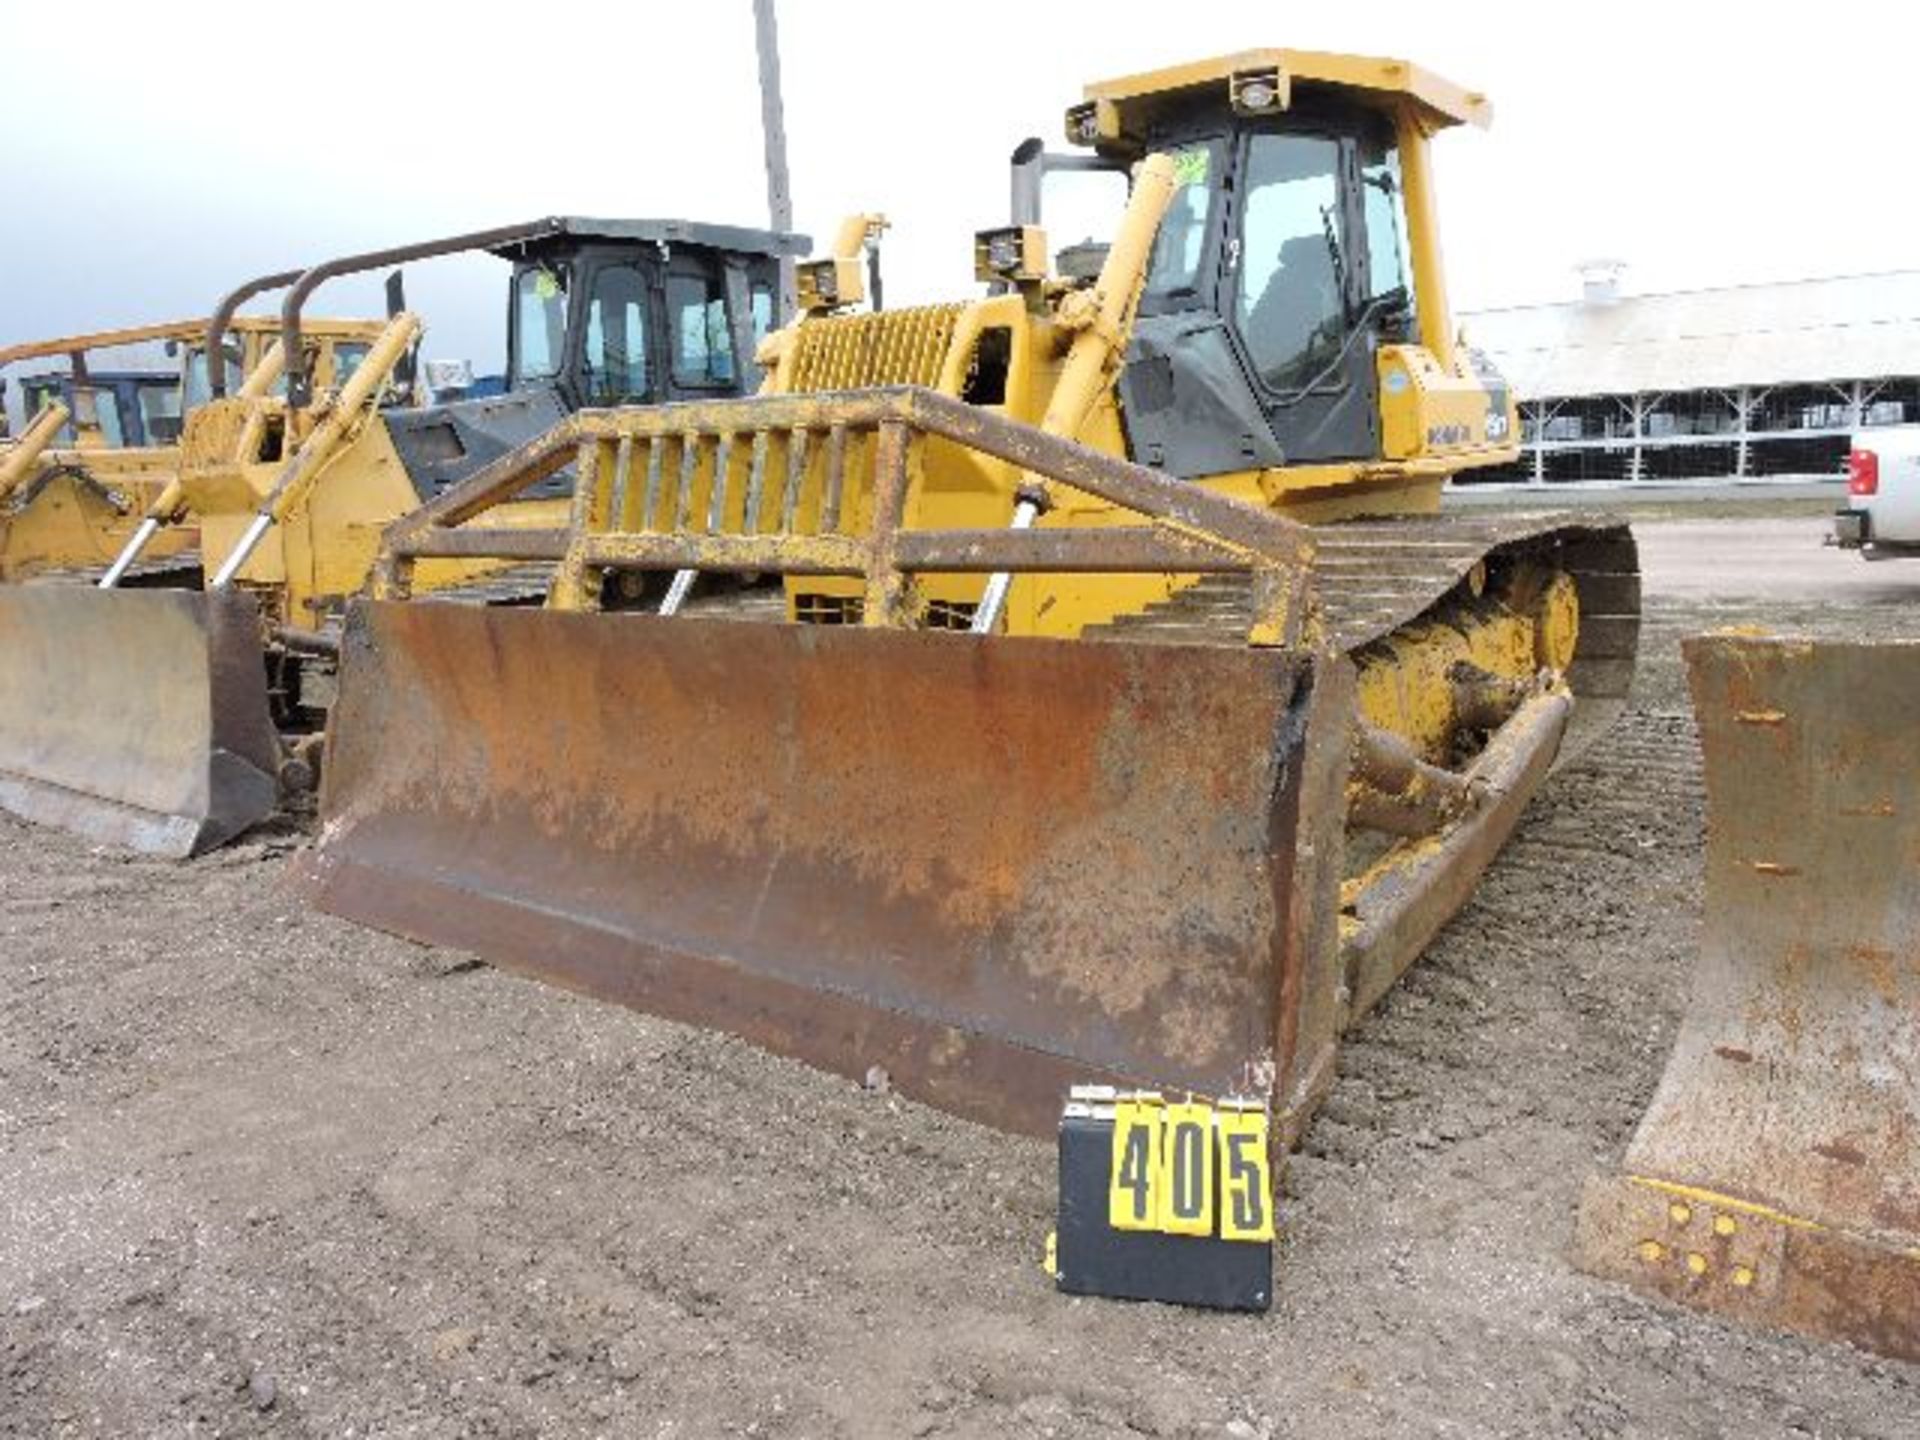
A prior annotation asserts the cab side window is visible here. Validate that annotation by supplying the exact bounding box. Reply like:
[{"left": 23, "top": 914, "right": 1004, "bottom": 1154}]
[
  {"left": 1360, "top": 137, "right": 1415, "bottom": 314},
  {"left": 749, "top": 281, "right": 776, "bottom": 348},
  {"left": 1144, "top": 141, "right": 1224, "bottom": 301}
]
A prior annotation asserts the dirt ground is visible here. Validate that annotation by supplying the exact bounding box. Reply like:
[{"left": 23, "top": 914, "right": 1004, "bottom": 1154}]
[{"left": 2, "top": 517, "right": 1916, "bottom": 1439}]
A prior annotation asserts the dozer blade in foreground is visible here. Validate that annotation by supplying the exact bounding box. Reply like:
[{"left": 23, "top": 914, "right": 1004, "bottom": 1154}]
[
  {"left": 0, "top": 588, "right": 281, "bottom": 857},
  {"left": 308, "top": 601, "right": 1352, "bottom": 1135},
  {"left": 1577, "top": 634, "right": 1920, "bottom": 1362}
]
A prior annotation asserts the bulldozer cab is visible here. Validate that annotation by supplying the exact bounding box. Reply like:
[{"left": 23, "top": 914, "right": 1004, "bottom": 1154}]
[
  {"left": 1039, "top": 51, "right": 1506, "bottom": 475},
  {"left": 384, "top": 219, "right": 802, "bottom": 500},
  {"left": 503, "top": 222, "right": 788, "bottom": 407}
]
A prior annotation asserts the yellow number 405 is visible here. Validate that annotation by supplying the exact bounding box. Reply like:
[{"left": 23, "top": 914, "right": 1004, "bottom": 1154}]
[{"left": 1105, "top": 1095, "right": 1273, "bottom": 1243}]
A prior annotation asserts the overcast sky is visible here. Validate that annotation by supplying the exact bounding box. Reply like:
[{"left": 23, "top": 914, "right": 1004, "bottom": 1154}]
[{"left": 5, "top": 0, "right": 1911, "bottom": 371}]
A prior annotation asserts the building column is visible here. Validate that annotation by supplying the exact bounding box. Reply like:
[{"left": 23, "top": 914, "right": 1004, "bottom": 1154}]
[
  {"left": 1629, "top": 394, "right": 1645, "bottom": 483},
  {"left": 1734, "top": 388, "right": 1751, "bottom": 479}
]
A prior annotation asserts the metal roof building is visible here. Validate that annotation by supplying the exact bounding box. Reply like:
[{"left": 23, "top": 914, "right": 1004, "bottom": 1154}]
[{"left": 1457, "top": 268, "right": 1920, "bottom": 486}]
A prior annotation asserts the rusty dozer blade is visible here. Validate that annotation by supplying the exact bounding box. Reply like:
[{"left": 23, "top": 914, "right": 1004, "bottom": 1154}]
[
  {"left": 0, "top": 587, "right": 281, "bottom": 857},
  {"left": 309, "top": 601, "right": 1352, "bottom": 1135},
  {"left": 1577, "top": 634, "right": 1920, "bottom": 1362}
]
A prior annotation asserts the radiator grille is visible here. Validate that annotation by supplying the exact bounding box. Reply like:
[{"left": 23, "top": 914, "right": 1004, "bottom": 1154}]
[{"left": 788, "top": 305, "right": 965, "bottom": 392}]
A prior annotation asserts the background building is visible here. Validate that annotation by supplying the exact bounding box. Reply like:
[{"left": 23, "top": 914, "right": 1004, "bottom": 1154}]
[{"left": 1459, "top": 266, "right": 1920, "bottom": 487}]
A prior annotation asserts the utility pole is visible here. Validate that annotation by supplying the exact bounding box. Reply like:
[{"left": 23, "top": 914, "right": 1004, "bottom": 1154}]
[{"left": 752, "top": 0, "right": 796, "bottom": 319}]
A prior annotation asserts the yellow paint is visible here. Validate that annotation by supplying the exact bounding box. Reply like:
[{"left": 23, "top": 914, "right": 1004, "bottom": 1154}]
[
  {"left": 1669, "top": 1202, "right": 1693, "bottom": 1227},
  {"left": 734, "top": 56, "right": 1519, "bottom": 643},
  {"left": 0, "top": 315, "right": 394, "bottom": 585},
  {"left": 1216, "top": 1107, "right": 1275, "bottom": 1243},
  {"left": 1732, "top": 1265, "right": 1757, "bottom": 1288},
  {"left": 1714, "top": 1215, "right": 1737, "bottom": 1238},
  {"left": 1638, "top": 1240, "right": 1668, "bottom": 1264},
  {"left": 1078, "top": 48, "right": 1491, "bottom": 132},
  {"left": 1686, "top": 1252, "right": 1709, "bottom": 1277},
  {"left": 1351, "top": 563, "right": 1568, "bottom": 763},
  {"left": 1628, "top": 1176, "right": 1826, "bottom": 1235},
  {"left": 1108, "top": 1095, "right": 1164, "bottom": 1232},
  {"left": 0, "top": 401, "right": 70, "bottom": 504}
]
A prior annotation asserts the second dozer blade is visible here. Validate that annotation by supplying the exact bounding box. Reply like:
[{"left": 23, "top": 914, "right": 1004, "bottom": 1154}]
[
  {"left": 0, "top": 587, "right": 281, "bottom": 857},
  {"left": 309, "top": 601, "right": 1350, "bottom": 1134},
  {"left": 1577, "top": 633, "right": 1920, "bottom": 1361}
]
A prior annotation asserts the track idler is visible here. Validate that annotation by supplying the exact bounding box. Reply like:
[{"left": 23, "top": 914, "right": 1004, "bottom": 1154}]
[{"left": 1576, "top": 633, "right": 1920, "bottom": 1362}]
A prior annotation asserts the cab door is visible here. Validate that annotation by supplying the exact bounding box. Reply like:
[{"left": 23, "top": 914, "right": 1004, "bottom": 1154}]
[
  {"left": 577, "top": 254, "right": 658, "bottom": 406},
  {"left": 1220, "top": 127, "right": 1380, "bottom": 465},
  {"left": 661, "top": 255, "right": 741, "bottom": 402}
]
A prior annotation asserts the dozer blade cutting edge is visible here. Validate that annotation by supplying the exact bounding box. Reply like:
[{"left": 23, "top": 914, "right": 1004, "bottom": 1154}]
[
  {"left": 1577, "top": 633, "right": 1920, "bottom": 1363},
  {"left": 308, "top": 601, "right": 1353, "bottom": 1135},
  {"left": 0, "top": 587, "right": 280, "bottom": 857}
]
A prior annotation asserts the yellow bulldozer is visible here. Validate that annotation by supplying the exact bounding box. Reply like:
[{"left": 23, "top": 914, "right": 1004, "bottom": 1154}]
[
  {"left": 0, "top": 217, "right": 805, "bottom": 856},
  {"left": 0, "top": 312, "right": 387, "bottom": 582},
  {"left": 307, "top": 48, "right": 1641, "bottom": 1146}
]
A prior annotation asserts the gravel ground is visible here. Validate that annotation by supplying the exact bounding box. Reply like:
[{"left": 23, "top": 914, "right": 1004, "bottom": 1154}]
[{"left": 2, "top": 519, "right": 1916, "bottom": 1438}]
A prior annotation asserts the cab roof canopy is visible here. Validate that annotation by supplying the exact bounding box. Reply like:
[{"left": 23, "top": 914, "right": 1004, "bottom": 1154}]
[
  {"left": 489, "top": 217, "right": 812, "bottom": 263},
  {"left": 1081, "top": 48, "right": 1492, "bottom": 135}
]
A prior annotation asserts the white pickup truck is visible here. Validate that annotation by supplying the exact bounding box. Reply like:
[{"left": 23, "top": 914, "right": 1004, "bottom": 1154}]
[{"left": 1835, "top": 429, "right": 1920, "bottom": 557}]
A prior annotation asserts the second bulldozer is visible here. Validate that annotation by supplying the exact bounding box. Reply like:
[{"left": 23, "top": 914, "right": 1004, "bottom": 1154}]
[
  {"left": 312, "top": 51, "right": 1641, "bottom": 1141},
  {"left": 0, "top": 314, "right": 386, "bottom": 582},
  {"left": 0, "top": 218, "right": 802, "bottom": 856}
]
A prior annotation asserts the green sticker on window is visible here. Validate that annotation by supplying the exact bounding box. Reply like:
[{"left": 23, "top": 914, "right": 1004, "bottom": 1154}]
[
  {"left": 1171, "top": 148, "right": 1211, "bottom": 188},
  {"left": 534, "top": 269, "right": 560, "bottom": 301}
]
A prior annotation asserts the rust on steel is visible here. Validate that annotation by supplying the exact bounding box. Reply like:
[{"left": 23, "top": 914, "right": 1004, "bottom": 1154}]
[
  {"left": 203, "top": 267, "right": 305, "bottom": 397},
  {"left": 0, "top": 588, "right": 281, "bottom": 857},
  {"left": 374, "top": 385, "right": 1317, "bottom": 645},
  {"left": 384, "top": 388, "right": 1316, "bottom": 563},
  {"left": 308, "top": 604, "right": 1348, "bottom": 1136},
  {"left": 1342, "top": 689, "right": 1571, "bottom": 1019},
  {"left": 1576, "top": 634, "right": 1920, "bottom": 1362},
  {"left": 328, "top": 395, "right": 1643, "bottom": 1153},
  {"left": 0, "top": 318, "right": 219, "bottom": 369}
]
